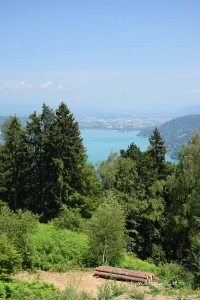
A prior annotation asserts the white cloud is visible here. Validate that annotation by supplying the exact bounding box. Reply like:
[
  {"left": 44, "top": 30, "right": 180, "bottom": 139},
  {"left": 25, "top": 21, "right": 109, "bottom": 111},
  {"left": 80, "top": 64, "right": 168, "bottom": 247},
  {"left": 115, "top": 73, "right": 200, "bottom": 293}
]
[
  {"left": 39, "top": 81, "right": 78, "bottom": 91},
  {"left": 189, "top": 88, "right": 200, "bottom": 95},
  {"left": 0, "top": 80, "right": 32, "bottom": 90},
  {"left": 40, "top": 80, "right": 53, "bottom": 89}
]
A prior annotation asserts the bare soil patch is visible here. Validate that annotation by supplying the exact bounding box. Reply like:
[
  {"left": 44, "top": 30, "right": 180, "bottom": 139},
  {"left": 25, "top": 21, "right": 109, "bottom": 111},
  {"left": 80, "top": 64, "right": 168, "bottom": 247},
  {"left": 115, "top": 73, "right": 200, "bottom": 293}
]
[
  {"left": 13, "top": 270, "right": 198, "bottom": 300},
  {"left": 14, "top": 270, "right": 111, "bottom": 297}
]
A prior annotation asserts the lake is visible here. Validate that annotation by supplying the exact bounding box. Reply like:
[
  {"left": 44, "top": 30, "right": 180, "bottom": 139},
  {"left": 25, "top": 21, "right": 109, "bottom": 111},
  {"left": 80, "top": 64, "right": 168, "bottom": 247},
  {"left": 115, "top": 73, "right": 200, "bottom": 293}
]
[{"left": 81, "top": 129, "right": 178, "bottom": 164}]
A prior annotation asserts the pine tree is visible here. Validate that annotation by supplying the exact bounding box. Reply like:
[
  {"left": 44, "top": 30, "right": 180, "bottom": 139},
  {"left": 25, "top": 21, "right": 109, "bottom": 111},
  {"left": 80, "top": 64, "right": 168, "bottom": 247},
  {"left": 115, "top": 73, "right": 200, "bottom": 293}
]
[
  {"left": 148, "top": 128, "right": 166, "bottom": 176},
  {"left": 1, "top": 116, "right": 28, "bottom": 210},
  {"left": 26, "top": 112, "right": 43, "bottom": 214},
  {"left": 50, "top": 102, "right": 87, "bottom": 214}
]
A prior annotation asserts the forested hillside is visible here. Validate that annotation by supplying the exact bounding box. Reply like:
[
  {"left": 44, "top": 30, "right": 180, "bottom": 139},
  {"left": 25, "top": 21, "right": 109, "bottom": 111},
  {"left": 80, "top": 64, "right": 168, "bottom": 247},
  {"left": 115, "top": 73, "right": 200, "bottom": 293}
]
[
  {"left": 139, "top": 114, "right": 200, "bottom": 158},
  {"left": 0, "top": 103, "right": 199, "bottom": 298}
]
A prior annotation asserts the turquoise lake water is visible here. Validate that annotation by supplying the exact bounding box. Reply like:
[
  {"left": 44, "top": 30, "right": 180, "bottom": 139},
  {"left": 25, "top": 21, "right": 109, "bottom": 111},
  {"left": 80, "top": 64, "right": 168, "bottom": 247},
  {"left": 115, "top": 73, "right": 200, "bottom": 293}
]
[{"left": 81, "top": 129, "right": 178, "bottom": 165}]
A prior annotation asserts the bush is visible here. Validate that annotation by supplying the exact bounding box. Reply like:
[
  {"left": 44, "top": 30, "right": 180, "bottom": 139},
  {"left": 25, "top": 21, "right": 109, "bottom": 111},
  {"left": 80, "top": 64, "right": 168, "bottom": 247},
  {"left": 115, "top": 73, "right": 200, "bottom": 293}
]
[
  {"left": 0, "top": 207, "right": 38, "bottom": 269},
  {"left": 0, "top": 233, "right": 22, "bottom": 276},
  {"left": 31, "top": 223, "right": 89, "bottom": 271},
  {"left": 119, "top": 254, "right": 158, "bottom": 274},
  {"left": 0, "top": 281, "right": 6, "bottom": 298},
  {"left": 157, "top": 263, "right": 194, "bottom": 287},
  {"left": 119, "top": 254, "right": 194, "bottom": 288},
  {"left": 53, "top": 205, "right": 83, "bottom": 232},
  {"left": 0, "top": 279, "right": 57, "bottom": 300},
  {"left": 189, "top": 233, "right": 200, "bottom": 286}
]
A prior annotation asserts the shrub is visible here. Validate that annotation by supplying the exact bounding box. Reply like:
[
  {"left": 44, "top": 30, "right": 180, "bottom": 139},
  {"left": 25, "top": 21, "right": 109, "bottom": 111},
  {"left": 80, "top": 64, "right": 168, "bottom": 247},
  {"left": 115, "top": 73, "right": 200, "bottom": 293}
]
[
  {"left": 0, "top": 279, "right": 57, "bottom": 300},
  {"left": 53, "top": 205, "right": 83, "bottom": 232},
  {"left": 157, "top": 263, "right": 194, "bottom": 287},
  {"left": 119, "top": 254, "right": 194, "bottom": 288},
  {"left": 189, "top": 233, "right": 200, "bottom": 286},
  {"left": 0, "top": 207, "right": 38, "bottom": 269},
  {"left": 119, "top": 254, "right": 158, "bottom": 274},
  {"left": 0, "top": 233, "right": 22, "bottom": 276},
  {"left": 0, "top": 281, "right": 6, "bottom": 298},
  {"left": 31, "top": 223, "right": 89, "bottom": 271}
]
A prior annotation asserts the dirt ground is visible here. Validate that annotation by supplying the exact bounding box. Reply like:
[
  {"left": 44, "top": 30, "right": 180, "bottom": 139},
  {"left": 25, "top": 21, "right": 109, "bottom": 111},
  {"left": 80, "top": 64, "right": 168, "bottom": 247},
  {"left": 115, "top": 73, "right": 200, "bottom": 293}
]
[{"left": 13, "top": 270, "right": 199, "bottom": 300}]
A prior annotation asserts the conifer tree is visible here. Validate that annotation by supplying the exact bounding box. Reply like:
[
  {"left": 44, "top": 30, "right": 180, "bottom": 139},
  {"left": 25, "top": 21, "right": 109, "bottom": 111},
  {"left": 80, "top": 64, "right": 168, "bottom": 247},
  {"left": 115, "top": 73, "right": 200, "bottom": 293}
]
[
  {"left": 48, "top": 102, "right": 87, "bottom": 216},
  {"left": 148, "top": 128, "right": 166, "bottom": 176},
  {"left": 0, "top": 102, "right": 100, "bottom": 220},
  {"left": 26, "top": 112, "right": 43, "bottom": 214},
  {"left": 0, "top": 116, "right": 28, "bottom": 210}
]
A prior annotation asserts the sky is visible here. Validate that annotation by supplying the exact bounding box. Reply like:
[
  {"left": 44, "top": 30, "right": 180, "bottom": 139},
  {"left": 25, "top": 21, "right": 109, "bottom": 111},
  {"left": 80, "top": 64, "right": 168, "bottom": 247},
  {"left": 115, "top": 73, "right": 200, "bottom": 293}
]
[{"left": 0, "top": 0, "right": 200, "bottom": 116}]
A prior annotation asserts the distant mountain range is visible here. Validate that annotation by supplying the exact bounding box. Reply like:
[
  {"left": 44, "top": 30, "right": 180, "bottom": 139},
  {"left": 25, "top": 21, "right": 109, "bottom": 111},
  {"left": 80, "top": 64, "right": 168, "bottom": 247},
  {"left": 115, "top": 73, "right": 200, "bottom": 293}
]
[{"left": 139, "top": 114, "right": 200, "bottom": 158}]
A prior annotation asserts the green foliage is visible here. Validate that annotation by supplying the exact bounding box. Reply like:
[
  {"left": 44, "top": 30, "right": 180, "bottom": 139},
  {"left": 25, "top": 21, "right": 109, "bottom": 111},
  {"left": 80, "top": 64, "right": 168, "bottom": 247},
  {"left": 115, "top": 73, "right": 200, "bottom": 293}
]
[
  {"left": 97, "top": 152, "right": 118, "bottom": 190},
  {"left": 0, "top": 116, "right": 29, "bottom": 210},
  {"left": 0, "top": 280, "right": 95, "bottom": 300},
  {"left": 54, "top": 286, "right": 93, "bottom": 300},
  {"left": 157, "top": 263, "right": 194, "bottom": 287},
  {"left": 53, "top": 205, "right": 83, "bottom": 231},
  {"left": 110, "top": 139, "right": 170, "bottom": 262},
  {"left": 0, "top": 102, "right": 98, "bottom": 220},
  {"left": 97, "top": 282, "right": 144, "bottom": 300},
  {"left": 0, "top": 279, "right": 57, "bottom": 300},
  {"left": 114, "top": 157, "right": 138, "bottom": 195},
  {"left": 0, "top": 207, "right": 37, "bottom": 269},
  {"left": 87, "top": 193, "right": 126, "bottom": 266},
  {"left": 148, "top": 127, "right": 166, "bottom": 176},
  {"left": 119, "top": 254, "right": 194, "bottom": 288},
  {"left": 167, "top": 130, "right": 200, "bottom": 261},
  {"left": 119, "top": 254, "right": 158, "bottom": 274},
  {"left": 0, "top": 234, "right": 22, "bottom": 276},
  {"left": 31, "top": 223, "right": 89, "bottom": 271},
  {"left": 67, "top": 191, "right": 101, "bottom": 219},
  {"left": 189, "top": 233, "right": 200, "bottom": 285}
]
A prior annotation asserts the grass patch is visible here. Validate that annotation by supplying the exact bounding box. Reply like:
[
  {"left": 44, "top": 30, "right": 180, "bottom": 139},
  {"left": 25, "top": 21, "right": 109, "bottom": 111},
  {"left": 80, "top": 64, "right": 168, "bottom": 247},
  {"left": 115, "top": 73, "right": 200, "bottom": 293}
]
[
  {"left": 97, "top": 282, "right": 144, "bottom": 300},
  {"left": 54, "top": 286, "right": 94, "bottom": 300}
]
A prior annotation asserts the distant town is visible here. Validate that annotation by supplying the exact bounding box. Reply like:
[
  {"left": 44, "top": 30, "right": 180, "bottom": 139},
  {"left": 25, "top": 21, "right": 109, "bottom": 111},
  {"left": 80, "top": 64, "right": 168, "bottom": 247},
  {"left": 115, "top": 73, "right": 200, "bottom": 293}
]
[{"left": 77, "top": 116, "right": 172, "bottom": 130}]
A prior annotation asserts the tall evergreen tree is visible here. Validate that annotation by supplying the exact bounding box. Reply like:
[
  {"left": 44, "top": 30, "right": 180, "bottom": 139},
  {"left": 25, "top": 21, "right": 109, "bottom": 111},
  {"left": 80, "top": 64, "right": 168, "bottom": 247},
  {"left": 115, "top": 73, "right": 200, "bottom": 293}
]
[
  {"left": 0, "top": 116, "right": 28, "bottom": 210},
  {"left": 38, "top": 104, "right": 55, "bottom": 219},
  {"left": 42, "top": 102, "right": 87, "bottom": 217},
  {"left": 148, "top": 128, "right": 166, "bottom": 176},
  {"left": 26, "top": 102, "right": 88, "bottom": 220},
  {"left": 26, "top": 112, "right": 43, "bottom": 214}
]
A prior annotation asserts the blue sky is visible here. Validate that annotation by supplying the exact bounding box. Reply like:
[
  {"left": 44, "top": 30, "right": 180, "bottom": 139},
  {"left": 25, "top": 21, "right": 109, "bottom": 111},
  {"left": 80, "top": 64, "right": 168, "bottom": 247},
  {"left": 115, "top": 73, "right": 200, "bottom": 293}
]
[{"left": 0, "top": 0, "right": 200, "bottom": 116}]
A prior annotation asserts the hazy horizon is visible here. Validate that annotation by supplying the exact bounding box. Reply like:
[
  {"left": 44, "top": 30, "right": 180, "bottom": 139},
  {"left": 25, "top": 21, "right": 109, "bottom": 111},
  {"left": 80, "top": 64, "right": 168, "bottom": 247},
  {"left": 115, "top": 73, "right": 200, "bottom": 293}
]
[{"left": 1, "top": 1, "right": 200, "bottom": 116}]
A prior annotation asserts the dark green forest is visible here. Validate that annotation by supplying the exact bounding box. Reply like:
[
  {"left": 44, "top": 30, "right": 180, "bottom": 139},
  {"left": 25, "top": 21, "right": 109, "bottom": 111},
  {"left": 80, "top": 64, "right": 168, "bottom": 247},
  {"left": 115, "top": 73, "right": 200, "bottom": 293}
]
[{"left": 0, "top": 102, "right": 199, "bottom": 292}]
